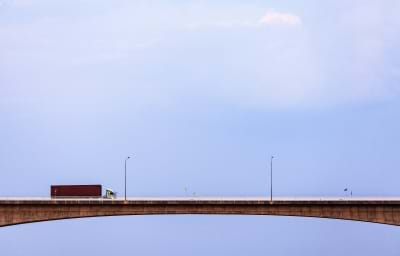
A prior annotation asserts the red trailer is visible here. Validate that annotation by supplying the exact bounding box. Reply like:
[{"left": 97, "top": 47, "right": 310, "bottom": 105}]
[{"left": 51, "top": 185, "right": 102, "bottom": 198}]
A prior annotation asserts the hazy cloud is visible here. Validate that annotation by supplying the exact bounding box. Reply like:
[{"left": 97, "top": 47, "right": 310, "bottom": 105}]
[
  {"left": 259, "top": 10, "right": 302, "bottom": 26},
  {"left": 186, "top": 9, "right": 302, "bottom": 29},
  {"left": 0, "top": 1, "right": 398, "bottom": 111}
]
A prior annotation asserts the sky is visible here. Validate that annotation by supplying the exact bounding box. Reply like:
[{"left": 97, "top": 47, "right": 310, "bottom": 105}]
[{"left": 1, "top": 0, "right": 400, "bottom": 255}]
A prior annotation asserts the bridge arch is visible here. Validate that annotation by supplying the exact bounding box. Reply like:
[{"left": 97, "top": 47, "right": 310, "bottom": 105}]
[{"left": 1, "top": 199, "right": 400, "bottom": 227}]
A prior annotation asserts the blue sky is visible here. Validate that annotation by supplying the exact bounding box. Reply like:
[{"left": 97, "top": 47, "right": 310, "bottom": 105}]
[{"left": 1, "top": 0, "right": 400, "bottom": 255}]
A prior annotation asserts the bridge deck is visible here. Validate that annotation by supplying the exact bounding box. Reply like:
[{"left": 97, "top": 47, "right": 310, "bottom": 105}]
[{"left": 1, "top": 197, "right": 400, "bottom": 227}]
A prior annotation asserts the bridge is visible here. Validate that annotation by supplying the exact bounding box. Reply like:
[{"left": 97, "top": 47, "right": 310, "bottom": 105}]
[{"left": 1, "top": 197, "right": 400, "bottom": 227}]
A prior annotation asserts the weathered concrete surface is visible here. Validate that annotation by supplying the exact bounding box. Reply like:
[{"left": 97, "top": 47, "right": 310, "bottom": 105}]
[{"left": 1, "top": 198, "right": 400, "bottom": 227}]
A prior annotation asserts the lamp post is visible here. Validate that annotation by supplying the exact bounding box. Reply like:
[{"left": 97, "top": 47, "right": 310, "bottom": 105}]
[
  {"left": 125, "top": 156, "right": 131, "bottom": 201},
  {"left": 270, "top": 156, "right": 274, "bottom": 202}
]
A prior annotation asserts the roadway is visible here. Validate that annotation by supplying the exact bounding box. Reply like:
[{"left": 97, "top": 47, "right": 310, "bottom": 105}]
[{"left": 0, "top": 196, "right": 400, "bottom": 201}]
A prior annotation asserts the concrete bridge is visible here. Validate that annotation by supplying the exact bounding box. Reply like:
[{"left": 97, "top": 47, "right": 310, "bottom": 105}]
[{"left": 1, "top": 197, "right": 400, "bottom": 227}]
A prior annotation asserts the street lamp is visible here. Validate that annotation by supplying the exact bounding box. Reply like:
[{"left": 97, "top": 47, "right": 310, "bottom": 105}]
[
  {"left": 270, "top": 156, "right": 274, "bottom": 202},
  {"left": 125, "top": 156, "right": 132, "bottom": 201}
]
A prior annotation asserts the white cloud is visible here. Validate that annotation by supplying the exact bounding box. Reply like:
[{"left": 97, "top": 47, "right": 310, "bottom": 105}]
[
  {"left": 259, "top": 10, "right": 302, "bottom": 26},
  {"left": 185, "top": 10, "right": 302, "bottom": 30}
]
